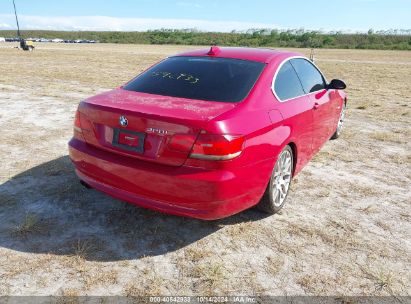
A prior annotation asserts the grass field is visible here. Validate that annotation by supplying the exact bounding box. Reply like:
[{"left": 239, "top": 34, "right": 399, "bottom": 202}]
[{"left": 0, "top": 43, "right": 410, "bottom": 296}]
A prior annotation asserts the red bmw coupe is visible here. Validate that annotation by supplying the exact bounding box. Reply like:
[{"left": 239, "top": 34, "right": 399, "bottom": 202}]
[{"left": 69, "top": 46, "right": 347, "bottom": 220}]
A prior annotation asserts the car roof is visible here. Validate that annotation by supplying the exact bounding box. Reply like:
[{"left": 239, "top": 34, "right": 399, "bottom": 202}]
[{"left": 174, "top": 47, "right": 303, "bottom": 64}]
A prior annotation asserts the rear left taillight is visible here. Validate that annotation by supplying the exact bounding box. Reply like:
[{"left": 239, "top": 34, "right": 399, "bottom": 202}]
[
  {"left": 189, "top": 133, "right": 245, "bottom": 161},
  {"left": 74, "top": 110, "right": 82, "bottom": 133},
  {"left": 168, "top": 134, "right": 197, "bottom": 152}
]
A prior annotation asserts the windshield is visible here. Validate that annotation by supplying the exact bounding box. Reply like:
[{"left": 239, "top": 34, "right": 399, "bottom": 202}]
[{"left": 123, "top": 56, "right": 266, "bottom": 103}]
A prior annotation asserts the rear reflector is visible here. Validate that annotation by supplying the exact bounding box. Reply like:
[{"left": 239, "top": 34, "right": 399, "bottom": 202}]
[{"left": 189, "top": 133, "right": 244, "bottom": 160}]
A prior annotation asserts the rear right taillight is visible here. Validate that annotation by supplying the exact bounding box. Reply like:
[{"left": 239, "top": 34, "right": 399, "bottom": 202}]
[{"left": 189, "top": 133, "right": 245, "bottom": 161}]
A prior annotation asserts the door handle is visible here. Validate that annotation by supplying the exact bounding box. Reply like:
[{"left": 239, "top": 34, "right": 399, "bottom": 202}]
[{"left": 313, "top": 102, "right": 320, "bottom": 110}]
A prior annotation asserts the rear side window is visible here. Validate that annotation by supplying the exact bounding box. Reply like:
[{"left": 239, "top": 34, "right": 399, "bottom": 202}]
[
  {"left": 274, "top": 61, "right": 305, "bottom": 101},
  {"left": 124, "top": 56, "right": 266, "bottom": 103},
  {"left": 290, "top": 58, "right": 326, "bottom": 93}
]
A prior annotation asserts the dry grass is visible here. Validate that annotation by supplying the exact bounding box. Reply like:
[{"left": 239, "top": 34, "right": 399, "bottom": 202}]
[
  {"left": 265, "top": 256, "right": 284, "bottom": 277},
  {"left": 11, "top": 213, "right": 42, "bottom": 236},
  {"left": 123, "top": 274, "right": 165, "bottom": 297},
  {"left": 83, "top": 270, "right": 118, "bottom": 290},
  {"left": 0, "top": 43, "right": 410, "bottom": 296},
  {"left": 0, "top": 252, "right": 56, "bottom": 291},
  {"left": 0, "top": 192, "right": 18, "bottom": 206},
  {"left": 71, "top": 239, "right": 93, "bottom": 261},
  {"left": 184, "top": 246, "right": 212, "bottom": 262},
  {"left": 373, "top": 270, "right": 394, "bottom": 292},
  {"left": 60, "top": 288, "right": 80, "bottom": 297},
  {"left": 360, "top": 266, "right": 396, "bottom": 294},
  {"left": 192, "top": 263, "right": 226, "bottom": 293},
  {"left": 370, "top": 131, "right": 407, "bottom": 144}
]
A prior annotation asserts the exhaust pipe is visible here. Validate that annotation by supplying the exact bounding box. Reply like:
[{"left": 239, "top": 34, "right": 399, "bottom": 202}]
[{"left": 80, "top": 180, "right": 92, "bottom": 189}]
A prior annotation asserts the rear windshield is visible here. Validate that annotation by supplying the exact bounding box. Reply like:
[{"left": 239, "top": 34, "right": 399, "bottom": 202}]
[{"left": 123, "top": 56, "right": 266, "bottom": 103}]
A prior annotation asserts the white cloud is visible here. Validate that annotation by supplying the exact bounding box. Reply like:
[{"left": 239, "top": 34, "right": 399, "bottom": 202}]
[{"left": 0, "top": 14, "right": 280, "bottom": 32}]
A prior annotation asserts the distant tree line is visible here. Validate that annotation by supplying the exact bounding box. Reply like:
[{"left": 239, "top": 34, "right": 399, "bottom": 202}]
[{"left": 0, "top": 29, "right": 410, "bottom": 50}]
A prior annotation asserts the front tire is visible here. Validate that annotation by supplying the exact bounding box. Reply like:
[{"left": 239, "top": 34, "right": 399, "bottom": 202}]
[{"left": 257, "top": 145, "right": 293, "bottom": 214}]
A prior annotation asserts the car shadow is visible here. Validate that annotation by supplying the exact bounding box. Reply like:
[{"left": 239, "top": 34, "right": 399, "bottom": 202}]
[{"left": 0, "top": 155, "right": 268, "bottom": 262}]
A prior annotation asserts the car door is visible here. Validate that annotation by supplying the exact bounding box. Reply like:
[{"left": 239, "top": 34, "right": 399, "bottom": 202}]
[
  {"left": 290, "top": 58, "right": 334, "bottom": 153},
  {"left": 272, "top": 61, "right": 314, "bottom": 172}
]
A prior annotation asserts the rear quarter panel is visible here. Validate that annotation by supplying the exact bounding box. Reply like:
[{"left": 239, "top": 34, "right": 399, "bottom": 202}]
[
  {"left": 191, "top": 57, "right": 308, "bottom": 203},
  {"left": 207, "top": 53, "right": 313, "bottom": 176}
]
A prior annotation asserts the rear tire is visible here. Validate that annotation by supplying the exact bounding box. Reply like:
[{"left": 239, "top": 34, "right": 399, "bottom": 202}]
[
  {"left": 331, "top": 102, "right": 346, "bottom": 140},
  {"left": 257, "top": 145, "right": 293, "bottom": 214}
]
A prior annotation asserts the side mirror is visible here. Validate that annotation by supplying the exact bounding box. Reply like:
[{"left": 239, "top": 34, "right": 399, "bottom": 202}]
[{"left": 328, "top": 79, "right": 346, "bottom": 90}]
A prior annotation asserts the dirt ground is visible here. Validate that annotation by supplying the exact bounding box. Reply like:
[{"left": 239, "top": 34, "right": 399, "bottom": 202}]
[{"left": 0, "top": 43, "right": 410, "bottom": 297}]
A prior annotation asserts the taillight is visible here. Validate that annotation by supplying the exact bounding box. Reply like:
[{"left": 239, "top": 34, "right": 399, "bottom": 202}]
[
  {"left": 168, "top": 134, "right": 197, "bottom": 152},
  {"left": 189, "top": 133, "right": 245, "bottom": 160},
  {"left": 73, "top": 110, "right": 82, "bottom": 133}
]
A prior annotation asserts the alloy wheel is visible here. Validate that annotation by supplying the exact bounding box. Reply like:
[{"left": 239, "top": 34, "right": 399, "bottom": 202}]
[
  {"left": 337, "top": 103, "right": 346, "bottom": 135},
  {"left": 271, "top": 149, "right": 293, "bottom": 207}
]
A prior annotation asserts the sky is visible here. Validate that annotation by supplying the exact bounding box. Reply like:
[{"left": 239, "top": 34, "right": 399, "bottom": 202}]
[{"left": 0, "top": 0, "right": 410, "bottom": 32}]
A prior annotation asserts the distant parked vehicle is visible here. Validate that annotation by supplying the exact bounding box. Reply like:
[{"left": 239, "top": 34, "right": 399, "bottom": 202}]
[
  {"left": 0, "top": 37, "right": 5, "bottom": 42},
  {"left": 6, "top": 37, "right": 20, "bottom": 42}
]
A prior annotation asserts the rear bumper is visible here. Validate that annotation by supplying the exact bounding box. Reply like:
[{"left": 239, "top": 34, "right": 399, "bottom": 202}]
[{"left": 68, "top": 138, "right": 272, "bottom": 220}]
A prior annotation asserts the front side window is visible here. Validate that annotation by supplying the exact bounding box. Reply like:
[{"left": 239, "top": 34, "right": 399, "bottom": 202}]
[
  {"left": 123, "top": 56, "right": 266, "bottom": 103},
  {"left": 273, "top": 61, "right": 305, "bottom": 101},
  {"left": 290, "top": 58, "right": 326, "bottom": 93}
]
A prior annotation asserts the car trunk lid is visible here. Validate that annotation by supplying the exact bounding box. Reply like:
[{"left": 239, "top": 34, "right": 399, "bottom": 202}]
[{"left": 77, "top": 89, "right": 237, "bottom": 166}]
